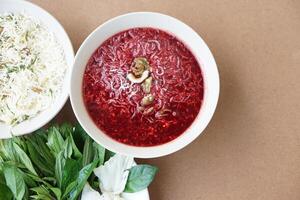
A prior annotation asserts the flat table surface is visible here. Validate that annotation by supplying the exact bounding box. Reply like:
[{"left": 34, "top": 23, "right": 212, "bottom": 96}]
[{"left": 31, "top": 0, "right": 300, "bottom": 199}]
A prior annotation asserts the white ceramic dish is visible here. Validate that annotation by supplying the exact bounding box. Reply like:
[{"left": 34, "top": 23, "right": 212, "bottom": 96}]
[
  {"left": 121, "top": 190, "right": 149, "bottom": 200},
  {"left": 0, "top": 0, "right": 74, "bottom": 138},
  {"left": 70, "top": 12, "right": 219, "bottom": 158}
]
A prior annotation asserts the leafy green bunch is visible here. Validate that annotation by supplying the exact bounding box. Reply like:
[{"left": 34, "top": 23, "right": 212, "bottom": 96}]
[{"left": 0, "top": 123, "right": 157, "bottom": 200}]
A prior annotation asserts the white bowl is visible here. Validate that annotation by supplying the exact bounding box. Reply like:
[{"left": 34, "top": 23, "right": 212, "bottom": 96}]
[
  {"left": 0, "top": 0, "right": 74, "bottom": 138},
  {"left": 70, "top": 12, "right": 219, "bottom": 158}
]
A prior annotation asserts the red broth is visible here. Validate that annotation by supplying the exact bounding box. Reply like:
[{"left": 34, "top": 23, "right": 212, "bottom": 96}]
[{"left": 83, "top": 28, "right": 204, "bottom": 146}]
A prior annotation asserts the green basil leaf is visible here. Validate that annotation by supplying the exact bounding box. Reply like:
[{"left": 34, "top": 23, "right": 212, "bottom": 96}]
[
  {"left": 61, "top": 181, "right": 76, "bottom": 200},
  {"left": 11, "top": 137, "right": 27, "bottom": 151},
  {"left": 1, "top": 160, "right": 25, "bottom": 169},
  {"left": 90, "top": 180, "right": 100, "bottom": 190},
  {"left": 0, "top": 172, "right": 5, "bottom": 184},
  {"left": 23, "top": 187, "right": 29, "bottom": 200},
  {"left": 93, "top": 142, "right": 105, "bottom": 165},
  {"left": 34, "top": 134, "right": 55, "bottom": 165},
  {"left": 0, "top": 140, "right": 9, "bottom": 160},
  {"left": 25, "top": 174, "right": 52, "bottom": 188},
  {"left": 69, "top": 133, "right": 82, "bottom": 159},
  {"left": 124, "top": 164, "right": 158, "bottom": 193},
  {"left": 12, "top": 142, "right": 37, "bottom": 175},
  {"left": 3, "top": 164, "right": 26, "bottom": 200},
  {"left": 61, "top": 159, "right": 80, "bottom": 192},
  {"left": 55, "top": 151, "right": 66, "bottom": 188},
  {"left": 25, "top": 135, "right": 55, "bottom": 175},
  {"left": 72, "top": 123, "right": 88, "bottom": 151},
  {"left": 0, "top": 139, "right": 17, "bottom": 161},
  {"left": 0, "top": 183, "right": 13, "bottom": 200},
  {"left": 47, "top": 126, "right": 64, "bottom": 156},
  {"left": 82, "top": 137, "right": 93, "bottom": 167},
  {"left": 42, "top": 177, "right": 57, "bottom": 185},
  {"left": 0, "top": 155, "right": 3, "bottom": 164},
  {"left": 104, "top": 149, "right": 115, "bottom": 162},
  {"left": 33, "top": 128, "right": 48, "bottom": 140},
  {"left": 68, "top": 160, "right": 98, "bottom": 200},
  {"left": 19, "top": 170, "right": 37, "bottom": 188},
  {"left": 30, "top": 134, "right": 54, "bottom": 159},
  {"left": 59, "top": 123, "right": 73, "bottom": 139},
  {"left": 30, "top": 186, "right": 52, "bottom": 199},
  {"left": 30, "top": 194, "right": 52, "bottom": 200},
  {"left": 63, "top": 137, "right": 73, "bottom": 158},
  {"left": 26, "top": 141, "right": 54, "bottom": 176},
  {"left": 49, "top": 187, "right": 61, "bottom": 200},
  {"left": 30, "top": 186, "right": 47, "bottom": 194}
]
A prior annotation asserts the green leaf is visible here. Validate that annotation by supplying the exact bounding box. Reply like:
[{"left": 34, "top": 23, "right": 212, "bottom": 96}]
[
  {"left": 26, "top": 174, "right": 52, "bottom": 188},
  {"left": 3, "top": 164, "right": 26, "bottom": 200},
  {"left": 30, "top": 194, "right": 52, "bottom": 200},
  {"left": 49, "top": 187, "right": 61, "bottom": 200},
  {"left": 32, "top": 128, "right": 47, "bottom": 139},
  {"left": 30, "top": 186, "right": 52, "bottom": 199},
  {"left": 23, "top": 187, "right": 29, "bottom": 200},
  {"left": 0, "top": 172, "right": 5, "bottom": 184},
  {"left": 61, "top": 181, "right": 76, "bottom": 199},
  {"left": 25, "top": 134, "right": 55, "bottom": 176},
  {"left": 61, "top": 159, "right": 80, "bottom": 192},
  {"left": 47, "top": 126, "right": 64, "bottom": 156},
  {"left": 104, "top": 149, "right": 115, "bottom": 162},
  {"left": 72, "top": 123, "right": 88, "bottom": 151},
  {"left": 93, "top": 142, "right": 105, "bottom": 165},
  {"left": 26, "top": 141, "right": 53, "bottom": 176},
  {"left": 12, "top": 137, "right": 27, "bottom": 150},
  {"left": 82, "top": 137, "right": 93, "bottom": 167},
  {"left": 0, "top": 183, "right": 13, "bottom": 200},
  {"left": 1, "top": 160, "right": 25, "bottom": 169},
  {"left": 43, "top": 177, "right": 57, "bottom": 185},
  {"left": 55, "top": 151, "right": 66, "bottom": 189},
  {"left": 0, "top": 139, "right": 17, "bottom": 161},
  {"left": 30, "top": 186, "right": 48, "bottom": 194},
  {"left": 68, "top": 160, "right": 98, "bottom": 200},
  {"left": 13, "top": 142, "right": 37, "bottom": 175},
  {"left": 90, "top": 180, "right": 100, "bottom": 191},
  {"left": 0, "top": 140, "right": 9, "bottom": 160},
  {"left": 59, "top": 123, "right": 73, "bottom": 139},
  {"left": 30, "top": 133, "right": 54, "bottom": 159},
  {"left": 70, "top": 137, "right": 82, "bottom": 159},
  {"left": 19, "top": 170, "right": 37, "bottom": 188},
  {"left": 63, "top": 137, "right": 73, "bottom": 158},
  {"left": 33, "top": 133, "right": 55, "bottom": 164},
  {"left": 124, "top": 164, "right": 158, "bottom": 193}
]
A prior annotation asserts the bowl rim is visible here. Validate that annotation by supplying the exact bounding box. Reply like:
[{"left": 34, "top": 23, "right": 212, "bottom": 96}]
[
  {"left": 70, "top": 11, "right": 219, "bottom": 158},
  {"left": 0, "top": 0, "right": 74, "bottom": 138}
]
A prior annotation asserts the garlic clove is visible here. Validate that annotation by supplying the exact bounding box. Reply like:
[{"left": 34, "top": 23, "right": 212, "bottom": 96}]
[
  {"left": 142, "top": 76, "right": 153, "bottom": 94},
  {"left": 141, "top": 94, "right": 155, "bottom": 106},
  {"left": 127, "top": 70, "right": 149, "bottom": 84}
]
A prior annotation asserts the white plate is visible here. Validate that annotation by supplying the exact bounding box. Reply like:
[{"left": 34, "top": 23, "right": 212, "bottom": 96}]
[
  {"left": 0, "top": 0, "right": 74, "bottom": 138},
  {"left": 122, "top": 189, "right": 150, "bottom": 200}
]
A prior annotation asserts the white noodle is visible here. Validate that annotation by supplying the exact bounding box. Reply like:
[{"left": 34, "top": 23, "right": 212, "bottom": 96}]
[{"left": 0, "top": 13, "right": 68, "bottom": 125}]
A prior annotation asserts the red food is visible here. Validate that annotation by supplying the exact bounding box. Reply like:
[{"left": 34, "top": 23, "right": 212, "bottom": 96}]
[{"left": 83, "top": 28, "right": 204, "bottom": 146}]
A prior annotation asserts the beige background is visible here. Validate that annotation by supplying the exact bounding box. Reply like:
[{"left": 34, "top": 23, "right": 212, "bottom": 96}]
[{"left": 30, "top": 0, "right": 300, "bottom": 199}]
